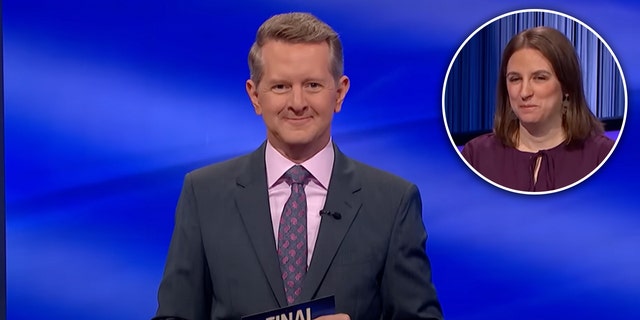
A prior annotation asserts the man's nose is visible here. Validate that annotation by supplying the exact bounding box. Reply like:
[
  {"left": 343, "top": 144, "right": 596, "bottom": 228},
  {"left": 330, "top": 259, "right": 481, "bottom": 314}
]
[{"left": 289, "top": 86, "right": 308, "bottom": 110}]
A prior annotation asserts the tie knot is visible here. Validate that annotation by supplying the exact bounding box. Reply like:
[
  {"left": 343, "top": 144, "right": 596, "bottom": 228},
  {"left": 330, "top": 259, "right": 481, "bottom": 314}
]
[{"left": 283, "top": 165, "right": 311, "bottom": 185}]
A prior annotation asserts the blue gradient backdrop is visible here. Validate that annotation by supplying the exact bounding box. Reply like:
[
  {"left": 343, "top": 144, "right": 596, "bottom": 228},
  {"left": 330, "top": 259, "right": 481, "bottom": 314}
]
[{"left": 4, "top": 1, "right": 639, "bottom": 319}]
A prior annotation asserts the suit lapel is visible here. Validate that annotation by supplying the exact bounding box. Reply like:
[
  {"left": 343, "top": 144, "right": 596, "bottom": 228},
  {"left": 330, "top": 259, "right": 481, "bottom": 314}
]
[
  {"left": 298, "top": 144, "right": 362, "bottom": 302},
  {"left": 235, "top": 144, "right": 288, "bottom": 307}
]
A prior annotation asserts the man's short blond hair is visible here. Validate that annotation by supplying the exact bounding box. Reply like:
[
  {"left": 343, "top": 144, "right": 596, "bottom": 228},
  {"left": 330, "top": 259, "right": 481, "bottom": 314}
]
[{"left": 248, "top": 12, "right": 344, "bottom": 84}]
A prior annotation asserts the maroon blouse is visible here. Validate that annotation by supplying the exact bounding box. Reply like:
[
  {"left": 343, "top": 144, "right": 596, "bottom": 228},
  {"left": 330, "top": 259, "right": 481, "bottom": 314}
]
[{"left": 461, "top": 133, "right": 614, "bottom": 192}]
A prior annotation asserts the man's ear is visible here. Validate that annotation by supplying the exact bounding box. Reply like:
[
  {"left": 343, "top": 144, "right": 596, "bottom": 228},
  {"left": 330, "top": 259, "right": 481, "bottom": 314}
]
[
  {"left": 334, "top": 75, "right": 350, "bottom": 113},
  {"left": 246, "top": 79, "right": 262, "bottom": 115}
]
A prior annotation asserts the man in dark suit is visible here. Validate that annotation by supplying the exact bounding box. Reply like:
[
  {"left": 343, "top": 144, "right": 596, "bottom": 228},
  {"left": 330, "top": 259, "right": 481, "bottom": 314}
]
[{"left": 154, "top": 12, "right": 442, "bottom": 320}]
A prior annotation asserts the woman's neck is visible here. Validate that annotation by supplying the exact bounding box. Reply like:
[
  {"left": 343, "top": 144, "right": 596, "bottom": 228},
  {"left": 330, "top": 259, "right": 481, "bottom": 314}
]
[{"left": 517, "top": 122, "right": 566, "bottom": 153}]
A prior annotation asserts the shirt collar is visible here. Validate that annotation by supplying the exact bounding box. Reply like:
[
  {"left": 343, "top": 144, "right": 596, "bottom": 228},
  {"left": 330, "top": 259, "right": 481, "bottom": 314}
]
[{"left": 265, "top": 139, "right": 334, "bottom": 189}]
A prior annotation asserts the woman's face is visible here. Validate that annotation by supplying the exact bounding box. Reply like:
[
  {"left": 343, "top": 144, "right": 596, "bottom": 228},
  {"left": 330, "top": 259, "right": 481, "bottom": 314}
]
[{"left": 506, "top": 48, "right": 564, "bottom": 130}]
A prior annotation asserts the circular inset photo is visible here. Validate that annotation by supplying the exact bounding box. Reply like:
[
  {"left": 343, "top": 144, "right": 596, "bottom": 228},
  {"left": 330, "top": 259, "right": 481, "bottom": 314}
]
[{"left": 442, "top": 9, "right": 627, "bottom": 195}]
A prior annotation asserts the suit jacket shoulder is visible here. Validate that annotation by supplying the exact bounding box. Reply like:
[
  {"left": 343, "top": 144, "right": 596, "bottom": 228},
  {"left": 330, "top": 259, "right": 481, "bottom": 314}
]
[
  {"left": 349, "top": 158, "right": 414, "bottom": 189},
  {"left": 342, "top": 157, "right": 418, "bottom": 218},
  {"left": 188, "top": 152, "right": 255, "bottom": 186}
]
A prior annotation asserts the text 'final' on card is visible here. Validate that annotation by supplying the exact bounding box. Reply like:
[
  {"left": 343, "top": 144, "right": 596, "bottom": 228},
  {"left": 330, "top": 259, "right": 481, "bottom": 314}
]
[{"left": 241, "top": 296, "right": 336, "bottom": 320}]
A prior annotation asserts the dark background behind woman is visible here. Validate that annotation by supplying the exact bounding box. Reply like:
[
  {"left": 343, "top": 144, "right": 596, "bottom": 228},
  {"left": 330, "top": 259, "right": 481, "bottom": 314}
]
[{"left": 445, "top": 11, "right": 625, "bottom": 145}]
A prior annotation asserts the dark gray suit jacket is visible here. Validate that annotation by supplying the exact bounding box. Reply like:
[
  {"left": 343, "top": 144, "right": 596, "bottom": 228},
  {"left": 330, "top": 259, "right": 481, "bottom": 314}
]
[{"left": 154, "top": 143, "right": 442, "bottom": 320}]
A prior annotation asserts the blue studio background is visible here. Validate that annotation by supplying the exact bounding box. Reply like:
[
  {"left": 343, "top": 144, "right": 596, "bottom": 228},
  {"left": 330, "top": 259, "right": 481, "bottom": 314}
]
[{"left": 3, "top": 1, "right": 639, "bottom": 319}]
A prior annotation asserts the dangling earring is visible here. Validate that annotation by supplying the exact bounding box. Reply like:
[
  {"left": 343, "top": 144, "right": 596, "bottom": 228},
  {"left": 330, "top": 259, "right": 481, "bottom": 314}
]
[{"left": 562, "top": 93, "right": 569, "bottom": 114}]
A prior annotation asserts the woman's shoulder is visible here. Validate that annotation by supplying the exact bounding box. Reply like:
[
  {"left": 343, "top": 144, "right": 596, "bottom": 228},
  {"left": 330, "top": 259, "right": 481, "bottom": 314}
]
[
  {"left": 584, "top": 133, "right": 615, "bottom": 160},
  {"left": 461, "top": 133, "right": 505, "bottom": 162},
  {"left": 588, "top": 133, "right": 615, "bottom": 147},
  {"left": 464, "top": 132, "right": 502, "bottom": 149}
]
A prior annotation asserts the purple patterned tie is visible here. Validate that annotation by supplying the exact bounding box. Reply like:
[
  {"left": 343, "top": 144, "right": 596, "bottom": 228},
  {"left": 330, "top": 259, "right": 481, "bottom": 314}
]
[{"left": 278, "top": 165, "right": 311, "bottom": 305}]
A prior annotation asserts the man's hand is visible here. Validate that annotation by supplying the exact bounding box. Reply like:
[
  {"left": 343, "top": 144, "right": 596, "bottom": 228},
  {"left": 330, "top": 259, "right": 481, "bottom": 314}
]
[{"left": 314, "top": 314, "right": 350, "bottom": 320}]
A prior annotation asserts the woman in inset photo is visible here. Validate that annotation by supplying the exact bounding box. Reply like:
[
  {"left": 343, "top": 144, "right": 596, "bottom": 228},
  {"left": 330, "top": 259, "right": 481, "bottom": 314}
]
[{"left": 460, "top": 26, "right": 615, "bottom": 192}]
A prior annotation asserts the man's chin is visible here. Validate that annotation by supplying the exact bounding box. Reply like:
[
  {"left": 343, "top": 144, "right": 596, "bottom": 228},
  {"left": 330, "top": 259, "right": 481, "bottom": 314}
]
[
  {"left": 281, "top": 139, "right": 315, "bottom": 148},
  {"left": 269, "top": 130, "right": 330, "bottom": 150},
  {"left": 277, "top": 136, "right": 327, "bottom": 150}
]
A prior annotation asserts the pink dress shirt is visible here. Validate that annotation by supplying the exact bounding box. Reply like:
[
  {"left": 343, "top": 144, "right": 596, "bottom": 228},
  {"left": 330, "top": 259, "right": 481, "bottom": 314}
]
[{"left": 265, "top": 139, "right": 334, "bottom": 267}]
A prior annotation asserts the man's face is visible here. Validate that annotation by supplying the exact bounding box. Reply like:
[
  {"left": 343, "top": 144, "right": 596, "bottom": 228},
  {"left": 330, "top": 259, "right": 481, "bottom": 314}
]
[{"left": 246, "top": 40, "right": 349, "bottom": 159}]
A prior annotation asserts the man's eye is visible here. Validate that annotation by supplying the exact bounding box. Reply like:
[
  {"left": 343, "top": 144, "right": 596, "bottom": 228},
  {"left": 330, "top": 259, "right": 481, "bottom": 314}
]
[
  {"left": 306, "top": 82, "right": 322, "bottom": 90},
  {"left": 272, "top": 84, "right": 289, "bottom": 92}
]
